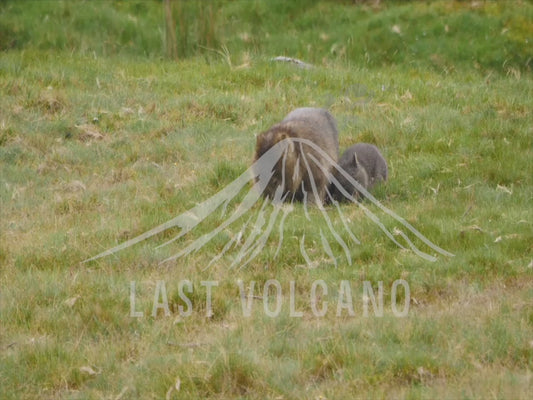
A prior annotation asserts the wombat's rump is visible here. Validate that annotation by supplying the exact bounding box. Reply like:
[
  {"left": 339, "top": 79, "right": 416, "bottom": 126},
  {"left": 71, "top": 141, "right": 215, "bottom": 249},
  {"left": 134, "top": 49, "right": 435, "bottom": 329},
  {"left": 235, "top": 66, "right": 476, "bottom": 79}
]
[{"left": 254, "top": 108, "right": 339, "bottom": 204}]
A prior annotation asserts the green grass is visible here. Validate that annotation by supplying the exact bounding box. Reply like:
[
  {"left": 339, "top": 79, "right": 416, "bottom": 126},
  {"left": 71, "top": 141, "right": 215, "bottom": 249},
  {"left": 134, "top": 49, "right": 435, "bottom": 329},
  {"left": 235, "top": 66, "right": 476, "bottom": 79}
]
[{"left": 1, "top": 1, "right": 532, "bottom": 399}]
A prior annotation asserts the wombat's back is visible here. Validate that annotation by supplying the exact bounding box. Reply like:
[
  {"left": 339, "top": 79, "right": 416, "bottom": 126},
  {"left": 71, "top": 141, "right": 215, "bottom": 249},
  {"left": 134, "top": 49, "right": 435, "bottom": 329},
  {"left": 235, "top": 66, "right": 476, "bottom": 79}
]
[
  {"left": 281, "top": 107, "right": 339, "bottom": 160},
  {"left": 283, "top": 108, "right": 338, "bottom": 139}
]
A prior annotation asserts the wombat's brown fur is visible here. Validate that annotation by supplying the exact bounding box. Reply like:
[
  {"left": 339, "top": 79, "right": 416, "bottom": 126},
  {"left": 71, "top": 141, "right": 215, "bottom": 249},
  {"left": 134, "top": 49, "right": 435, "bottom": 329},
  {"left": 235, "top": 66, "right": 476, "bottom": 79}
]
[
  {"left": 329, "top": 143, "right": 388, "bottom": 202},
  {"left": 254, "top": 107, "right": 339, "bottom": 204}
]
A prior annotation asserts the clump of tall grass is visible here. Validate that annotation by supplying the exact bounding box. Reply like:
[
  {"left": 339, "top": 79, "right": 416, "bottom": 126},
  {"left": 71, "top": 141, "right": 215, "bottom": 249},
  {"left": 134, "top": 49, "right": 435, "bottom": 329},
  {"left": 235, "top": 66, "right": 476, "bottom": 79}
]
[{"left": 164, "top": 0, "right": 220, "bottom": 60}]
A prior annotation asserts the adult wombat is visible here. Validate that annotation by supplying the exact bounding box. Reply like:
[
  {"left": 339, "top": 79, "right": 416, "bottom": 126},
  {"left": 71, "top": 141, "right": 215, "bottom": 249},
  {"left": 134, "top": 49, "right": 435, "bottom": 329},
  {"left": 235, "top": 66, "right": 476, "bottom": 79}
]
[{"left": 254, "top": 108, "right": 339, "bottom": 204}]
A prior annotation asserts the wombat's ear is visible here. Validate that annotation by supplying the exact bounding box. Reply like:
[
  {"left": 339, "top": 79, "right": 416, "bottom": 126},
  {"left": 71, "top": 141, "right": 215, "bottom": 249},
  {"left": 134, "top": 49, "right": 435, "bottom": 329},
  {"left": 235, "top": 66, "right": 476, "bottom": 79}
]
[{"left": 353, "top": 152, "right": 359, "bottom": 167}]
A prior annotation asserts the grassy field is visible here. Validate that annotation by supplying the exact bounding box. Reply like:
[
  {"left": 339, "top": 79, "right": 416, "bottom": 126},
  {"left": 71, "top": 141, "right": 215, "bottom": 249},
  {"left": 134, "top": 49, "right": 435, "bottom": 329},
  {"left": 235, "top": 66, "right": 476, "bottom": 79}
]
[{"left": 1, "top": 0, "right": 532, "bottom": 399}]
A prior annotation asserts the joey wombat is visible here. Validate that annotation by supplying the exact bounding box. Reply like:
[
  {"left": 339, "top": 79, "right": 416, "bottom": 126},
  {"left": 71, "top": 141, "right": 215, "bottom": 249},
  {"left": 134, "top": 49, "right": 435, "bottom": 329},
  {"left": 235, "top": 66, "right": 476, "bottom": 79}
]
[
  {"left": 254, "top": 107, "right": 339, "bottom": 204},
  {"left": 329, "top": 143, "right": 388, "bottom": 202}
]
